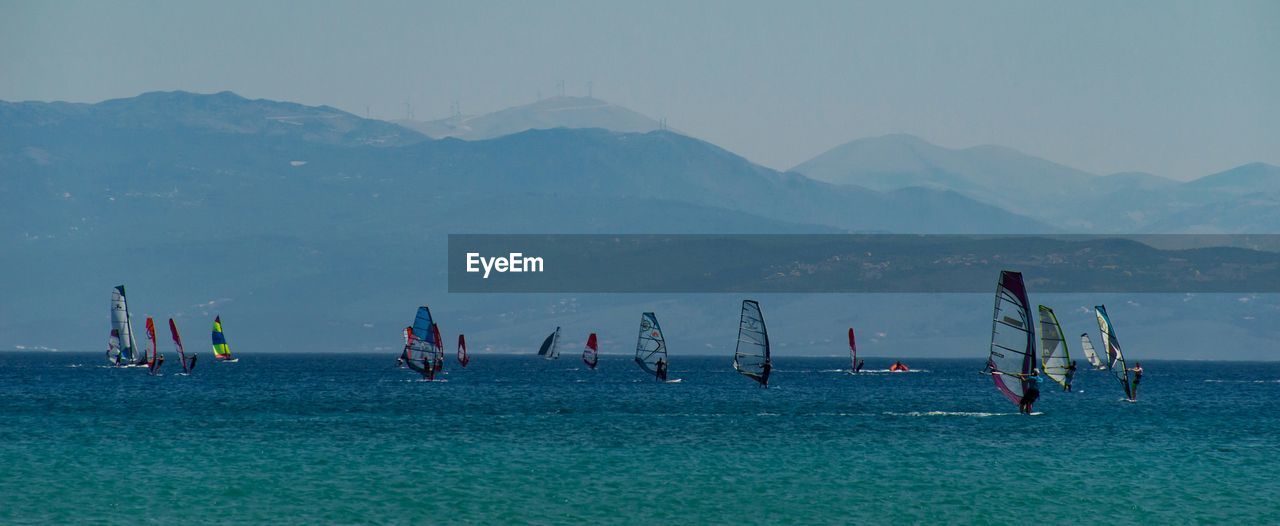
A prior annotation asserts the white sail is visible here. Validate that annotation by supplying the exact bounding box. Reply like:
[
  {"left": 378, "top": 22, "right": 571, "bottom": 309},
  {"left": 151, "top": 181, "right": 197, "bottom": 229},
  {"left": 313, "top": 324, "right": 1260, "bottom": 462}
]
[
  {"left": 1080, "top": 333, "right": 1104, "bottom": 369},
  {"left": 110, "top": 285, "right": 140, "bottom": 365},
  {"left": 1038, "top": 305, "right": 1071, "bottom": 389},
  {"left": 1095, "top": 305, "right": 1134, "bottom": 400}
]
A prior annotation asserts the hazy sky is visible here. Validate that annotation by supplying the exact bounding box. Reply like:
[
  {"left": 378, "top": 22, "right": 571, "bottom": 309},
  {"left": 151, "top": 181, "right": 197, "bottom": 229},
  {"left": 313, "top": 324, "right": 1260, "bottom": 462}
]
[{"left": 3, "top": 0, "right": 1276, "bottom": 179}]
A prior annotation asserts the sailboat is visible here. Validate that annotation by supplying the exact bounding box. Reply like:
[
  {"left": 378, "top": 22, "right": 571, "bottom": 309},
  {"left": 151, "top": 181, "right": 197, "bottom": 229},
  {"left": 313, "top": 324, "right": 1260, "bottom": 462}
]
[
  {"left": 402, "top": 306, "right": 441, "bottom": 380},
  {"left": 144, "top": 317, "right": 163, "bottom": 375},
  {"left": 987, "top": 271, "right": 1036, "bottom": 407},
  {"left": 634, "top": 313, "right": 670, "bottom": 381},
  {"left": 733, "top": 300, "right": 771, "bottom": 387},
  {"left": 457, "top": 334, "right": 470, "bottom": 367},
  {"left": 170, "top": 319, "right": 197, "bottom": 375},
  {"left": 1095, "top": 305, "right": 1135, "bottom": 401},
  {"left": 109, "top": 285, "right": 144, "bottom": 366},
  {"left": 1037, "top": 305, "right": 1072, "bottom": 390},
  {"left": 1079, "top": 333, "right": 1105, "bottom": 370},
  {"left": 211, "top": 316, "right": 239, "bottom": 363},
  {"left": 582, "top": 333, "right": 599, "bottom": 370},
  {"left": 847, "top": 328, "right": 863, "bottom": 374},
  {"left": 538, "top": 327, "right": 561, "bottom": 360}
]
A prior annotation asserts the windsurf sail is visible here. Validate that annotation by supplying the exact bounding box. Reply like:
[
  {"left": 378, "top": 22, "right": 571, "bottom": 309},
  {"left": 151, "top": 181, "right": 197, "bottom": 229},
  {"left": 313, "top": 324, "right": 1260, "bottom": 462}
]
[
  {"left": 733, "top": 300, "right": 771, "bottom": 387},
  {"left": 1095, "top": 305, "right": 1133, "bottom": 400},
  {"left": 457, "top": 334, "right": 469, "bottom": 367},
  {"left": 537, "top": 327, "right": 561, "bottom": 360},
  {"left": 211, "top": 316, "right": 235, "bottom": 361},
  {"left": 634, "top": 313, "right": 668, "bottom": 379},
  {"left": 431, "top": 323, "right": 445, "bottom": 372},
  {"left": 582, "top": 332, "right": 599, "bottom": 370},
  {"left": 403, "top": 306, "right": 440, "bottom": 378},
  {"left": 169, "top": 319, "right": 193, "bottom": 374},
  {"left": 107, "top": 329, "right": 122, "bottom": 365},
  {"left": 145, "top": 317, "right": 158, "bottom": 369},
  {"left": 848, "top": 328, "right": 858, "bottom": 373},
  {"left": 1080, "top": 333, "right": 1104, "bottom": 369},
  {"left": 111, "top": 286, "right": 140, "bottom": 365},
  {"left": 1038, "top": 305, "right": 1071, "bottom": 389},
  {"left": 987, "top": 271, "right": 1036, "bottom": 405}
]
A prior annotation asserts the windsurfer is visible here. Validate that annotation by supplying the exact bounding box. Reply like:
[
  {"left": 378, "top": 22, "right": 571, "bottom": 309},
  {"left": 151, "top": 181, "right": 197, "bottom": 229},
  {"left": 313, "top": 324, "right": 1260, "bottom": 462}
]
[
  {"left": 855, "top": 359, "right": 864, "bottom": 373},
  {"left": 1019, "top": 369, "right": 1041, "bottom": 414},
  {"left": 655, "top": 357, "right": 668, "bottom": 381},
  {"left": 1064, "top": 361, "right": 1077, "bottom": 392},
  {"left": 759, "top": 361, "right": 771, "bottom": 387},
  {"left": 1129, "top": 362, "right": 1143, "bottom": 397}
]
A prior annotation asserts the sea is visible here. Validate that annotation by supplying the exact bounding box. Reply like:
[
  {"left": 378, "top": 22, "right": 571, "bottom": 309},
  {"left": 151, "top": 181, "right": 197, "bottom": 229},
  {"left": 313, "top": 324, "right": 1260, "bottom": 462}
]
[{"left": 2, "top": 352, "right": 1277, "bottom": 524}]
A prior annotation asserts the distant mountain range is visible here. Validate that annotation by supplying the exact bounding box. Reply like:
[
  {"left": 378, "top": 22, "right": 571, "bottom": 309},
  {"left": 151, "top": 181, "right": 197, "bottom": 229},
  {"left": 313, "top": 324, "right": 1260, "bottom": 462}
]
[
  {"left": 791, "top": 134, "right": 1280, "bottom": 234},
  {"left": 395, "top": 96, "right": 664, "bottom": 140},
  {"left": 1, "top": 90, "right": 1275, "bottom": 357}
]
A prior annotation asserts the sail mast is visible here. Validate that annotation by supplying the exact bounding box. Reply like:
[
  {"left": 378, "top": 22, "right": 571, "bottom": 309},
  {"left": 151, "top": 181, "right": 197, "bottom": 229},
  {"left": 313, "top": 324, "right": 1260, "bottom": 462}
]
[
  {"left": 987, "top": 271, "right": 1036, "bottom": 405},
  {"left": 1037, "top": 305, "right": 1071, "bottom": 389},
  {"left": 733, "top": 300, "right": 771, "bottom": 387}
]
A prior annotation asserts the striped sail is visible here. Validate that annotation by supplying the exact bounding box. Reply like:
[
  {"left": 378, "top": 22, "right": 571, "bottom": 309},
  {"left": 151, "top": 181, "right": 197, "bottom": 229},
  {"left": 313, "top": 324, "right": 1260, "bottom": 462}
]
[
  {"left": 582, "top": 333, "right": 599, "bottom": 369},
  {"left": 457, "top": 334, "right": 469, "bottom": 367},
  {"left": 1038, "top": 305, "right": 1071, "bottom": 389},
  {"left": 110, "top": 286, "right": 140, "bottom": 364},
  {"left": 1095, "top": 305, "right": 1133, "bottom": 400},
  {"left": 1080, "top": 333, "right": 1104, "bottom": 369},
  {"left": 634, "top": 313, "right": 667, "bottom": 378},
  {"left": 144, "top": 317, "right": 159, "bottom": 371},
  {"left": 733, "top": 300, "right": 771, "bottom": 387},
  {"left": 537, "top": 327, "right": 561, "bottom": 360},
  {"left": 211, "top": 316, "right": 234, "bottom": 361},
  {"left": 404, "top": 306, "right": 439, "bottom": 376},
  {"left": 988, "top": 271, "right": 1036, "bottom": 405}
]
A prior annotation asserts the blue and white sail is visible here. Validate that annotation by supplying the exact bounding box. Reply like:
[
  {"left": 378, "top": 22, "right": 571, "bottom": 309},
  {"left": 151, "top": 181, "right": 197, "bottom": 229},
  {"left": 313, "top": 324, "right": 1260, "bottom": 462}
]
[
  {"left": 538, "top": 327, "right": 561, "bottom": 360},
  {"left": 1095, "top": 305, "right": 1133, "bottom": 400},
  {"left": 634, "top": 312, "right": 668, "bottom": 379}
]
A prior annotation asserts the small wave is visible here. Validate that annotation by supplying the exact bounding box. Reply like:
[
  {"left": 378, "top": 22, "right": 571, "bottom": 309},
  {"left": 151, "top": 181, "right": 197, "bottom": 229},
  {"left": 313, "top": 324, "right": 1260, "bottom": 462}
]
[
  {"left": 884, "top": 411, "right": 1010, "bottom": 418},
  {"left": 1204, "top": 379, "right": 1279, "bottom": 383}
]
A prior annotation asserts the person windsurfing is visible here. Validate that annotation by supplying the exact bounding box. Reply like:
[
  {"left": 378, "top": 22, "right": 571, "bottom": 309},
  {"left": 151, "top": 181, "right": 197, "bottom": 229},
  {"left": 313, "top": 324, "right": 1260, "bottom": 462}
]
[
  {"left": 1019, "top": 368, "right": 1041, "bottom": 414},
  {"left": 1064, "top": 361, "right": 1077, "bottom": 392},
  {"left": 855, "top": 359, "right": 865, "bottom": 373},
  {"left": 149, "top": 353, "right": 165, "bottom": 376},
  {"left": 655, "top": 357, "right": 668, "bottom": 381},
  {"left": 107, "top": 329, "right": 123, "bottom": 366},
  {"left": 187, "top": 353, "right": 198, "bottom": 373},
  {"left": 1129, "top": 362, "right": 1144, "bottom": 398}
]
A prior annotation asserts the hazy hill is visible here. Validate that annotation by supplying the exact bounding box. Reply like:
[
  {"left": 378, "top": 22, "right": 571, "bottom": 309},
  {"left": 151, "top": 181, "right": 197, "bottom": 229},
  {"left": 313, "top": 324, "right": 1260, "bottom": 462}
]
[{"left": 395, "top": 96, "right": 663, "bottom": 140}]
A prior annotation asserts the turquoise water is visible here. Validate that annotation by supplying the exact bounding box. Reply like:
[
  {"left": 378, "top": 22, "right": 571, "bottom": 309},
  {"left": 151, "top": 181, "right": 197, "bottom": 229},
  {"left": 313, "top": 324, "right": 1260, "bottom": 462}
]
[{"left": 2, "top": 352, "right": 1277, "bottom": 524}]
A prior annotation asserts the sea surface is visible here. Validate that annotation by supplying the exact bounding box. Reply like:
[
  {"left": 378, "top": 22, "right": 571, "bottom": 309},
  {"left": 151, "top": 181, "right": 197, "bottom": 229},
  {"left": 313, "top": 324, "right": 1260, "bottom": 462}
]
[{"left": 2, "top": 352, "right": 1277, "bottom": 524}]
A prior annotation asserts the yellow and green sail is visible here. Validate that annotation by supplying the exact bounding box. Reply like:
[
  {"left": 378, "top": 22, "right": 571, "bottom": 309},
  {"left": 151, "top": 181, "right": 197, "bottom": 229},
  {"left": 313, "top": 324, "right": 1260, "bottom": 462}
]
[{"left": 212, "top": 316, "right": 234, "bottom": 360}]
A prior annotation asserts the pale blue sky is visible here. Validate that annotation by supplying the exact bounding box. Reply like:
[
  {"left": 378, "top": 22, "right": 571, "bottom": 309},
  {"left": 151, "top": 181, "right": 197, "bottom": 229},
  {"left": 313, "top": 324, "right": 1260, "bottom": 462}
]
[{"left": 2, "top": 0, "right": 1276, "bottom": 179}]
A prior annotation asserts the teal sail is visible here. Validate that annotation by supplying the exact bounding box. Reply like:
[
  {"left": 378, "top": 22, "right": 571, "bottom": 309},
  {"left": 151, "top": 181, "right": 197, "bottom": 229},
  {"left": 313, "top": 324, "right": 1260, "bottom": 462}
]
[
  {"left": 403, "top": 306, "right": 440, "bottom": 378},
  {"left": 1095, "top": 305, "right": 1133, "bottom": 400}
]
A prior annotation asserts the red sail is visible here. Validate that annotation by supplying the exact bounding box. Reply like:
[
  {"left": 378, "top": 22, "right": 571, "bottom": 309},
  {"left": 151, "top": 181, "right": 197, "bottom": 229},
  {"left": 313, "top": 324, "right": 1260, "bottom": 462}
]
[
  {"left": 431, "top": 323, "right": 444, "bottom": 372},
  {"left": 847, "top": 328, "right": 857, "bottom": 371},
  {"left": 457, "top": 334, "right": 470, "bottom": 367},
  {"left": 582, "top": 332, "right": 599, "bottom": 369}
]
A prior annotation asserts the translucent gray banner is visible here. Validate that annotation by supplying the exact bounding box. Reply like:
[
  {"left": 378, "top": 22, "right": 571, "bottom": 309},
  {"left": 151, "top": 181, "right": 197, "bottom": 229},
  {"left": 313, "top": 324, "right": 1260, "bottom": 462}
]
[{"left": 447, "top": 234, "right": 1280, "bottom": 293}]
